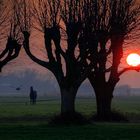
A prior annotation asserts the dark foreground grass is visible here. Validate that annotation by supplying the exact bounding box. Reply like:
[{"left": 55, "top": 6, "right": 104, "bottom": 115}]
[
  {"left": 0, "top": 97, "right": 139, "bottom": 139},
  {"left": 0, "top": 123, "right": 140, "bottom": 140}
]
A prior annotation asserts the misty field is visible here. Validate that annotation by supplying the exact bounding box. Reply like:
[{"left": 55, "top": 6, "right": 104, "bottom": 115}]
[{"left": 0, "top": 96, "right": 140, "bottom": 140}]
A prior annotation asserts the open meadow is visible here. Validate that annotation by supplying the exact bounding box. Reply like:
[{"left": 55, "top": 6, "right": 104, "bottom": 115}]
[{"left": 0, "top": 96, "right": 140, "bottom": 140}]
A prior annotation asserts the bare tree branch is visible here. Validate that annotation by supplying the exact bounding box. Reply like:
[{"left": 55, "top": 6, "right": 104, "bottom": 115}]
[{"left": 118, "top": 66, "right": 140, "bottom": 77}]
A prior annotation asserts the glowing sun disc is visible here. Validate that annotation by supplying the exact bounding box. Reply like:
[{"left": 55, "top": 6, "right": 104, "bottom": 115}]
[{"left": 126, "top": 53, "right": 140, "bottom": 66}]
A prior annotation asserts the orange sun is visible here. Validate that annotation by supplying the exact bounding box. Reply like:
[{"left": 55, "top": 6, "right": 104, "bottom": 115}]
[{"left": 126, "top": 53, "right": 140, "bottom": 67}]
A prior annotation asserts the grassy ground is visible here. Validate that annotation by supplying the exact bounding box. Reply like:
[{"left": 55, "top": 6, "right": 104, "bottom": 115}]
[
  {"left": 0, "top": 96, "right": 140, "bottom": 139},
  {"left": 0, "top": 123, "right": 140, "bottom": 140}
]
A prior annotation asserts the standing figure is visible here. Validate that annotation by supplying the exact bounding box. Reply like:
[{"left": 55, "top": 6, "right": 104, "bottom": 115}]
[{"left": 30, "top": 86, "right": 37, "bottom": 105}]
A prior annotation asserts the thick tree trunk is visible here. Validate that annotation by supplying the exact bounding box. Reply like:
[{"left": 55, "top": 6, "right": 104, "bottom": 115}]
[
  {"left": 88, "top": 72, "right": 116, "bottom": 121},
  {"left": 93, "top": 84, "right": 115, "bottom": 121},
  {"left": 96, "top": 92, "right": 112, "bottom": 120},
  {"left": 60, "top": 87, "right": 78, "bottom": 115}
]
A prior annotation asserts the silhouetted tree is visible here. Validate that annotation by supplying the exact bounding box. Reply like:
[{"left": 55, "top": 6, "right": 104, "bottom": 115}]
[
  {"left": 81, "top": 0, "right": 140, "bottom": 120},
  {"left": 15, "top": 0, "right": 92, "bottom": 116},
  {"left": 0, "top": 0, "right": 21, "bottom": 72},
  {"left": 13, "top": 0, "right": 140, "bottom": 121}
]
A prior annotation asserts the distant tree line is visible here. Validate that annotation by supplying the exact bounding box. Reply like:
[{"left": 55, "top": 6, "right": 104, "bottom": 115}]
[{"left": 0, "top": 0, "right": 140, "bottom": 121}]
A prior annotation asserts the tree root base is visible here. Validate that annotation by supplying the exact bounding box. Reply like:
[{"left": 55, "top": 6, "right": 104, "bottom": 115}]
[
  {"left": 91, "top": 110, "right": 128, "bottom": 122},
  {"left": 48, "top": 112, "right": 90, "bottom": 125}
]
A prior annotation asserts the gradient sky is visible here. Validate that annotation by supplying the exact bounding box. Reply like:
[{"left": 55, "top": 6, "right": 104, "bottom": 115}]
[{"left": 0, "top": 0, "right": 140, "bottom": 89}]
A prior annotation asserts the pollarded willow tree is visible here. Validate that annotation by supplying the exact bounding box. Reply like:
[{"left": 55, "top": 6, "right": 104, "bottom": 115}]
[
  {"left": 0, "top": 0, "right": 21, "bottom": 72},
  {"left": 13, "top": 0, "right": 140, "bottom": 121},
  {"left": 81, "top": 0, "right": 140, "bottom": 120},
  {"left": 14, "top": 0, "right": 92, "bottom": 116}
]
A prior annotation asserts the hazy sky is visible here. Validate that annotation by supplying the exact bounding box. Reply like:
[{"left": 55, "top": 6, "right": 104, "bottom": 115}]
[
  {"left": 1, "top": 0, "right": 140, "bottom": 89},
  {"left": 1, "top": 31, "right": 139, "bottom": 89}
]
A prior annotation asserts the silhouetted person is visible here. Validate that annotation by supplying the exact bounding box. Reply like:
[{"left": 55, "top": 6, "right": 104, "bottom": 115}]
[{"left": 30, "top": 86, "right": 37, "bottom": 105}]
